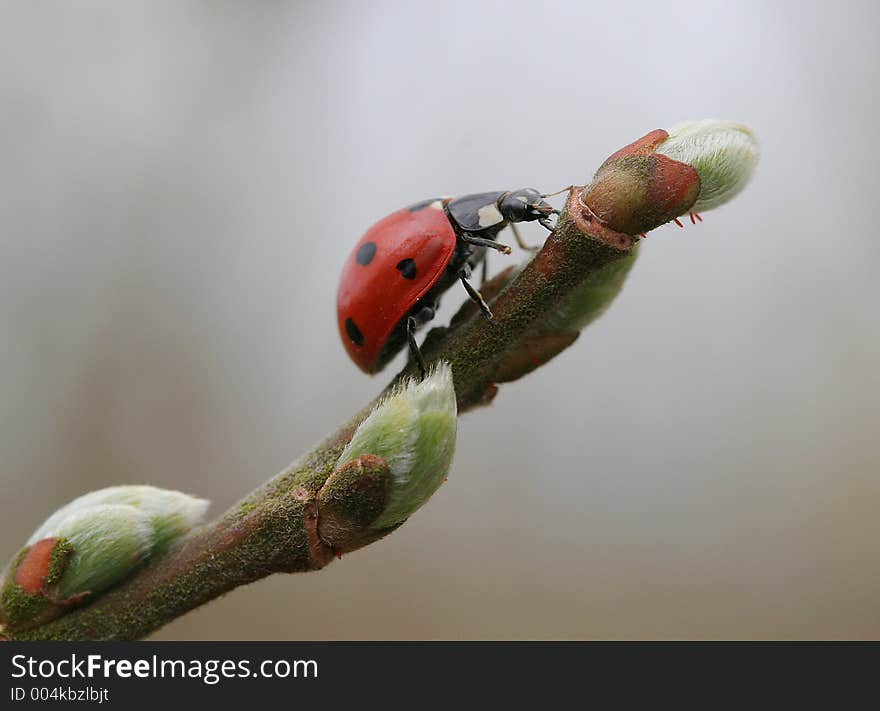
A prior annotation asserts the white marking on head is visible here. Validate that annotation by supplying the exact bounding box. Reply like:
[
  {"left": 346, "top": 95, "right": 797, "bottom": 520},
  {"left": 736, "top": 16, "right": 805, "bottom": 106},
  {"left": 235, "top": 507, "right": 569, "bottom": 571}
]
[
  {"left": 429, "top": 200, "right": 444, "bottom": 210},
  {"left": 516, "top": 195, "right": 529, "bottom": 203},
  {"left": 477, "top": 203, "right": 504, "bottom": 228}
]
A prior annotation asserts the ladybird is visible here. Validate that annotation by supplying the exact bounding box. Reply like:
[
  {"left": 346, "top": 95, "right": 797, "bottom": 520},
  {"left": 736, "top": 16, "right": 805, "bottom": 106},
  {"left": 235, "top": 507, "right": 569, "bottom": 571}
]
[{"left": 337, "top": 189, "right": 557, "bottom": 376}]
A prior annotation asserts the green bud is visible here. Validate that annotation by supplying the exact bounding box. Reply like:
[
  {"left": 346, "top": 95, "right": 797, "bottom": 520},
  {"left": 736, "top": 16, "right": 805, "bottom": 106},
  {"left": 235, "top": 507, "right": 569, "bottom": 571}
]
[
  {"left": 335, "top": 361, "right": 457, "bottom": 530},
  {"left": 29, "top": 485, "right": 210, "bottom": 554},
  {"left": 578, "top": 120, "right": 758, "bottom": 237},
  {"left": 1, "top": 486, "right": 208, "bottom": 631},
  {"left": 655, "top": 120, "right": 759, "bottom": 212},
  {"left": 39, "top": 504, "right": 155, "bottom": 599}
]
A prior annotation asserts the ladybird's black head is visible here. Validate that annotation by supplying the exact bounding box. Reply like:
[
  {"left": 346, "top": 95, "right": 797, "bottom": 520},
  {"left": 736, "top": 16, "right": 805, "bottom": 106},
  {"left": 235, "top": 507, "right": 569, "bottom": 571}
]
[{"left": 498, "top": 188, "right": 556, "bottom": 224}]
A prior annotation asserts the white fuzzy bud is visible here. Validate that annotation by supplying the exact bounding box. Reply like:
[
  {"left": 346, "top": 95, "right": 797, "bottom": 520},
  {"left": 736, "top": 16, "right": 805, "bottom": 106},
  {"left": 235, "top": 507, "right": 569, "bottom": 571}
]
[
  {"left": 655, "top": 120, "right": 759, "bottom": 212},
  {"left": 336, "top": 362, "right": 457, "bottom": 529}
]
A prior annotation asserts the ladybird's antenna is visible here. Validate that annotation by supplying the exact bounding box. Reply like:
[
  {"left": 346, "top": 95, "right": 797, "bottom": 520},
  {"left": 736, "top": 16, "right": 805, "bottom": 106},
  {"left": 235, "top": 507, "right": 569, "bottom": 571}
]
[
  {"left": 538, "top": 187, "right": 569, "bottom": 216},
  {"left": 540, "top": 185, "right": 574, "bottom": 199}
]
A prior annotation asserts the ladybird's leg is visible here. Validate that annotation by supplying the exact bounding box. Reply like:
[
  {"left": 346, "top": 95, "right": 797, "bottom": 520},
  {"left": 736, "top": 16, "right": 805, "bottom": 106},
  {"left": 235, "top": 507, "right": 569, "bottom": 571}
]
[
  {"left": 538, "top": 216, "right": 556, "bottom": 232},
  {"left": 406, "top": 305, "right": 434, "bottom": 380},
  {"left": 406, "top": 316, "right": 427, "bottom": 380},
  {"left": 509, "top": 222, "right": 539, "bottom": 252},
  {"left": 460, "top": 233, "right": 512, "bottom": 255},
  {"left": 459, "top": 267, "right": 495, "bottom": 323},
  {"left": 406, "top": 317, "right": 427, "bottom": 380}
]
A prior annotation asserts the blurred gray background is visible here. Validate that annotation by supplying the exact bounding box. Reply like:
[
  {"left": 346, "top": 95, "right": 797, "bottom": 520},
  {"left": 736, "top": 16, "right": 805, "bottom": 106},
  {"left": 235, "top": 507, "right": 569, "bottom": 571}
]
[{"left": 1, "top": 1, "right": 877, "bottom": 639}]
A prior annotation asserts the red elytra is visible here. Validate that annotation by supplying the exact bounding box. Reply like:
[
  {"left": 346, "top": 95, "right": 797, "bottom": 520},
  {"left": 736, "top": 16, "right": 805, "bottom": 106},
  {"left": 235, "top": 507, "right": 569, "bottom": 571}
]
[{"left": 337, "top": 199, "right": 456, "bottom": 373}]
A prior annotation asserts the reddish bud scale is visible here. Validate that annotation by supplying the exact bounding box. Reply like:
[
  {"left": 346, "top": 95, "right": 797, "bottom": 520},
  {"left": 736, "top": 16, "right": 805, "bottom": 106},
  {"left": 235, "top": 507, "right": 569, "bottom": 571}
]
[
  {"left": 316, "top": 454, "right": 393, "bottom": 554},
  {"left": 581, "top": 129, "right": 701, "bottom": 237},
  {"left": 13, "top": 538, "right": 61, "bottom": 594},
  {"left": 601, "top": 129, "right": 669, "bottom": 165},
  {"left": 475, "top": 383, "right": 499, "bottom": 408},
  {"left": 647, "top": 155, "right": 703, "bottom": 226}
]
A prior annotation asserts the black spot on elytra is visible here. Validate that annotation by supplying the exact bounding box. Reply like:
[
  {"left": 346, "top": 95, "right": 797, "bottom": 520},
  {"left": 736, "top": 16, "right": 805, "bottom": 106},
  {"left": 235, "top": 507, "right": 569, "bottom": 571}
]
[
  {"left": 396, "top": 258, "right": 417, "bottom": 280},
  {"left": 356, "top": 241, "right": 377, "bottom": 266},
  {"left": 345, "top": 318, "right": 364, "bottom": 346}
]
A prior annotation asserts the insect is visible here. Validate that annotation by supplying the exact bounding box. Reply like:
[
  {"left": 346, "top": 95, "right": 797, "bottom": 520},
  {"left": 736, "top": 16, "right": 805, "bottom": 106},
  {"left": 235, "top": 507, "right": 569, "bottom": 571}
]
[{"left": 337, "top": 189, "right": 557, "bottom": 376}]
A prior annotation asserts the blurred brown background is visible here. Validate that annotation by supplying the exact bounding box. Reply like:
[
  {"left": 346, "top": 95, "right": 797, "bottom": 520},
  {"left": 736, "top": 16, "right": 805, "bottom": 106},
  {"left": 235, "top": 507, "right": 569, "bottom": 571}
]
[{"left": 1, "top": 1, "right": 878, "bottom": 639}]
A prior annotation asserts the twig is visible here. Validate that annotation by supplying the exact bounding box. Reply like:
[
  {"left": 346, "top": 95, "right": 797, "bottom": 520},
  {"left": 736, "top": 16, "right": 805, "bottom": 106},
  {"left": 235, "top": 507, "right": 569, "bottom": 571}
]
[{"left": 4, "top": 120, "right": 759, "bottom": 640}]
